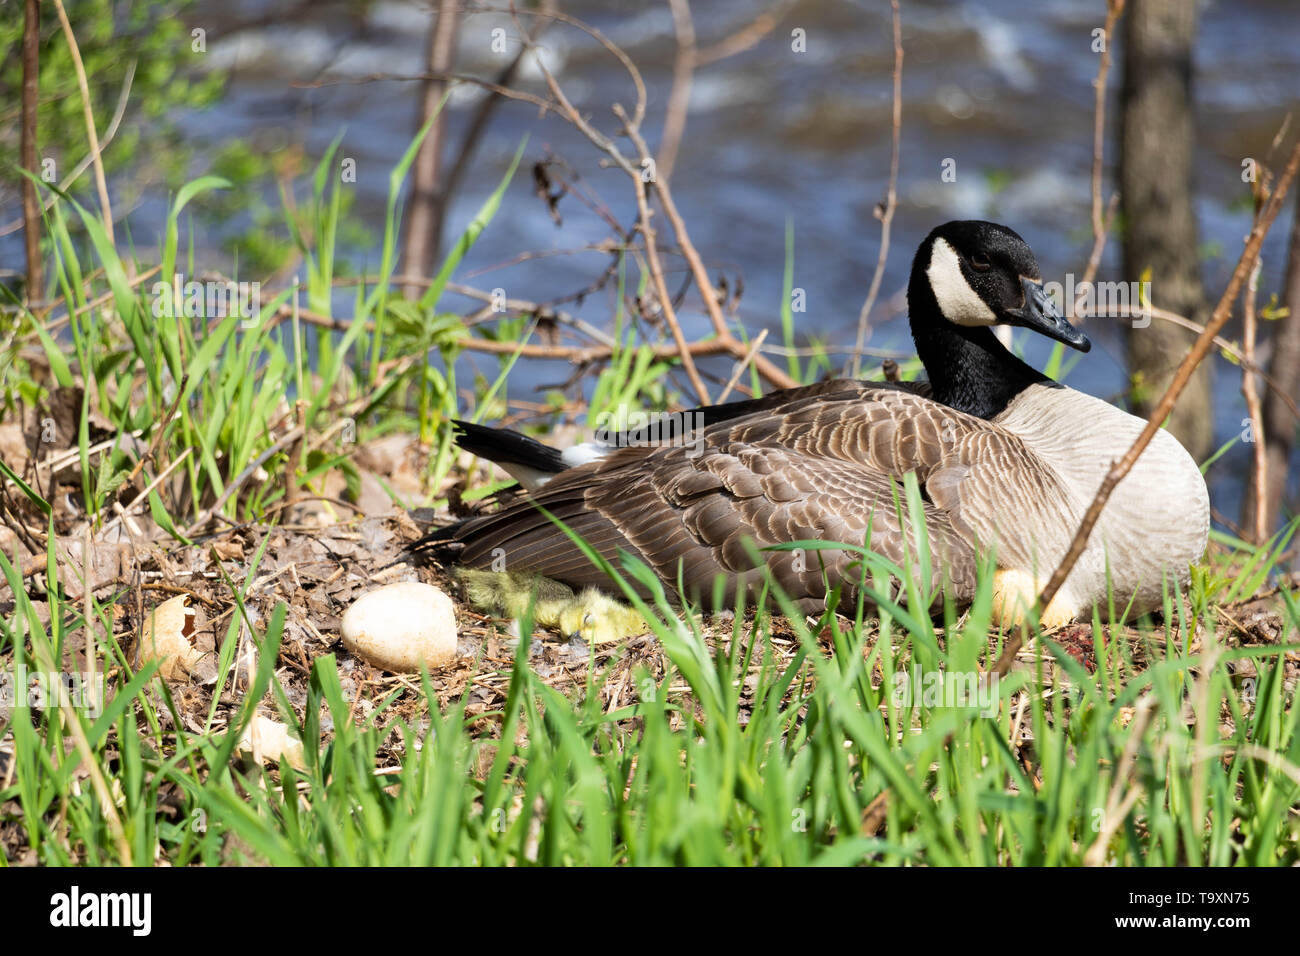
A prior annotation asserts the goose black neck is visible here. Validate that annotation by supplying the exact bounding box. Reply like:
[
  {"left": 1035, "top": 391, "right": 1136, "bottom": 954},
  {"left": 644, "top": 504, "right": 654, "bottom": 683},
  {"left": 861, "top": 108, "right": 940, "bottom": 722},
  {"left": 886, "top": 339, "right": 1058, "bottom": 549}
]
[{"left": 907, "top": 277, "right": 1053, "bottom": 420}]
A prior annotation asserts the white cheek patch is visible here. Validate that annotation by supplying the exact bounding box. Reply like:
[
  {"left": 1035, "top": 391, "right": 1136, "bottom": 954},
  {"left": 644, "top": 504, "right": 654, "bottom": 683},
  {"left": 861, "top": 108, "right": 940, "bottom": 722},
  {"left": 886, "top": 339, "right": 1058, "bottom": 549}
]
[{"left": 927, "top": 237, "right": 998, "bottom": 327}]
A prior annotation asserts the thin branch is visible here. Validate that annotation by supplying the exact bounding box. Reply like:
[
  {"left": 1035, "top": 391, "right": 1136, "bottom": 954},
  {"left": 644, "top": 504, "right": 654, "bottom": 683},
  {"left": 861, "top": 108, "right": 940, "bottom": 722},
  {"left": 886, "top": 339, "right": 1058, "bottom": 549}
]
[
  {"left": 992, "top": 137, "right": 1300, "bottom": 681},
  {"left": 439, "top": 0, "right": 558, "bottom": 213},
  {"left": 851, "top": 0, "right": 902, "bottom": 378},
  {"left": 662, "top": 0, "right": 798, "bottom": 179},
  {"left": 1090, "top": 0, "right": 1126, "bottom": 242},
  {"left": 659, "top": 0, "right": 697, "bottom": 183},
  {"left": 20, "top": 0, "right": 41, "bottom": 299},
  {"left": 493, "top": 1, "right": 647, "bottom": 131},
  {"left": 1073, "top": 192, "right": 1119, "bottom": 317},
  {"left": 508, "top": 7, "right": 711, "bottom": 402},
  {"left": 293, "top": 70, "right": 560, "bottom": 116},
  {"left": 618, "top": 123, "right": 711, "bottom": 403},
  {"left": 1242, "top": 253, "right": 1267, "bottom": 544},
  {"left": 716, "top": 328, "right": 768, "bottom": 404},
  {"left": 1084, "top": 301, "right": 1300, "bottom": 423},
  {"left": 51, "top": 0, "right": 114, "bottom": 246},
  {"left": 695, "top": 0, "right": 798, "bottom": 66},
  {"left": 0, "top": 60, "right": 135, "bottom": 241},
  {"left": 615, "top": 103, "right": 797, "bottom": 390}
]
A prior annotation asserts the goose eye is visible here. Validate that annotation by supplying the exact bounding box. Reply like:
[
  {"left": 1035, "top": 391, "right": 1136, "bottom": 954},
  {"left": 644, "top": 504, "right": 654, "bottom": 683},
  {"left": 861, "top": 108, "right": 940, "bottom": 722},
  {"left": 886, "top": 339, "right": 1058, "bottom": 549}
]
[
  {"left": 969, "top": 253, "right": 992, "bottom": 272},
  {"left": 583, "top": 613, "right": 593, "bottom": 626}
]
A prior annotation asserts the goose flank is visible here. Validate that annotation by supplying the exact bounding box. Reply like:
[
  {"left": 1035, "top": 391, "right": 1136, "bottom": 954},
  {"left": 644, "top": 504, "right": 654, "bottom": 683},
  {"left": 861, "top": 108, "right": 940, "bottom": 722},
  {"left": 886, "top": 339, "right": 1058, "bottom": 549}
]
[{"left": 419, "top": 221, "right": 1209, "bottom": 629}]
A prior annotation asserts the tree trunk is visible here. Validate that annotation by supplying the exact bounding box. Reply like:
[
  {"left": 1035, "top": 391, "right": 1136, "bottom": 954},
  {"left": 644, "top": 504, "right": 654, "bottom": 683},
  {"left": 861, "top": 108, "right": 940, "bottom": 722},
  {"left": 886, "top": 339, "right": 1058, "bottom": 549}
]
[
  {"left": 1244, "top": 187, "right": 1300, "bottom": 534},
  {"left": 1120, "top": 0, "right": 1212, "bottom": 461},
  {"left": 401, "top": 0, "right": 460, "bottom": 296}
]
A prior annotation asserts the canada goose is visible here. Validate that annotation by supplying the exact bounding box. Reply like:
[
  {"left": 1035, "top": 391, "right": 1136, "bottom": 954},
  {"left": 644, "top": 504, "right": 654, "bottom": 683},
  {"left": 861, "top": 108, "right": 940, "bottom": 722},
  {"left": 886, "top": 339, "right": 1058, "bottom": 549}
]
[{"left": 423, "top": 221, "right": 1210, "bottom": 628}]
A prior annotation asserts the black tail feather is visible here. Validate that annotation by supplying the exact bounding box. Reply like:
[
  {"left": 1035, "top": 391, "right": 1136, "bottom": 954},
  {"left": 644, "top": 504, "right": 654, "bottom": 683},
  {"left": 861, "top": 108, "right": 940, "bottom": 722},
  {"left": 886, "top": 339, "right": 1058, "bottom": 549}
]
[{"left": 452, "top": 419, "right": 567, "bottom": 474}]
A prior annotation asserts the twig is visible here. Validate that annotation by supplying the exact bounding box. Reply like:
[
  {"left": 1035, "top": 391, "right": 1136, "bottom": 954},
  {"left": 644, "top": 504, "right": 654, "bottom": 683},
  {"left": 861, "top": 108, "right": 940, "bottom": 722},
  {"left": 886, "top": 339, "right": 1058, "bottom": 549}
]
[
  {"left": 1083, "top": 301, "right": 1300, "bottom": 423},
  {"left": 716, "top": 328, "right": 768, "bottom": 404},
  {"left": 992, "top": 137, "right": 1300, "bottom": 681},
  {"left": 0, "top": 479, "right": 45, "bottom": 555},
  {"left": 181, "top": 426, "right": 305, "bottom": 537},
  {"left": 0, "top": 60, "right": 136, "bottom": 243},
  {"left": 646, "top": 0, "right": 802, "bottom": 180},
  {"left": 1090, "top": 1, "right": 1126, "bottom": 243},
  {"left": 1242, "top": 252, "right": 1267, "bottom": 544},
  {"left": 439, "top": 1, "right": 558, "bottom": 217},
  {"left": 501, "top": 3, "right": 647, "bottom": 131},
  {"left": 1073, "top": 192, "right": 1119, "bottom": 318},
  {"left": 35, "top": 263, "right": 159, "bottom": 332},
  {"left": 98, "top": 448, "right": 192, "bottom": 539},
  {"left": 295, "top": 70, "right": 559, "bottom": 117},
  {"left": 695, "top": 0, "right": 798, "bottom": 66},
  {"left": 445, "top": 281, "right": 617, "bottom": 345},
  {"left": 620, "top": 120, "right": 712, "bottom": 404},
  {"left": 51, "top": 0, "right": 114, "bottom": 247},
  {"left": 614, "top": 103, "right": 796, "bottom": 390},
  {"left": 659, "top": 0, "right": 697, "bottom": 183},
  {"left": 20, "top": 0, "right": 41, "bottom": 299},
  {"left": 509, "top": 7, "right": 711, "bottom": 403},
  {"left": 851, "top": 0, "right": 902, "bottom": 377}
]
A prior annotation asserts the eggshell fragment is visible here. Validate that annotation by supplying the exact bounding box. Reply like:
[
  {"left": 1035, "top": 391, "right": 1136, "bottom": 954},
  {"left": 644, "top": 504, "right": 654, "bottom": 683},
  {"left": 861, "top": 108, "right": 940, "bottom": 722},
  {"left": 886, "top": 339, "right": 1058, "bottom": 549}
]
[
  {"left": 340, "top": 581, "right": 458, "bottom": 672},
  {"left": 134, "top": 594, "right": 204, "bottom": 679},
  {"left": 237, "top": 715, "right": 306, "bottom": 771}
]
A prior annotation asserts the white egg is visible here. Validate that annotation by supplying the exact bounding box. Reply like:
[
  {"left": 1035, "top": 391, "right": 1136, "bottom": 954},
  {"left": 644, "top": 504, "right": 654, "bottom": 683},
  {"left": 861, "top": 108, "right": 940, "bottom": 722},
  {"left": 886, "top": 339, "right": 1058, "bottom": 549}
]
[{"left": 340, "top": 582, "right": 458, "bottom": 673}]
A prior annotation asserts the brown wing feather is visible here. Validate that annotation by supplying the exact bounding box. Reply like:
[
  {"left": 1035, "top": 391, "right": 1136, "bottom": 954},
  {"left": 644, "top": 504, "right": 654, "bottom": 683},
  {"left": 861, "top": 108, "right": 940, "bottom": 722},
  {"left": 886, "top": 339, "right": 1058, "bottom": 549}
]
[{"left": 447, "top": 380, "right": 1068, "bottom": 612}]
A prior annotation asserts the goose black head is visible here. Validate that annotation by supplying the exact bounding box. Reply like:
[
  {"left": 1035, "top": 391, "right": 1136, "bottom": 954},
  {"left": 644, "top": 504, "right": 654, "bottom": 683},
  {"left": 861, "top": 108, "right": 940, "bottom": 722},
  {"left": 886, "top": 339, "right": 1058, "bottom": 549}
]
[
  {"left": 906, "top": 221, "right": 1090, "bottom": 419},
  {"left": 910, "top": 220, "right": 1090, "bottom": 352}
]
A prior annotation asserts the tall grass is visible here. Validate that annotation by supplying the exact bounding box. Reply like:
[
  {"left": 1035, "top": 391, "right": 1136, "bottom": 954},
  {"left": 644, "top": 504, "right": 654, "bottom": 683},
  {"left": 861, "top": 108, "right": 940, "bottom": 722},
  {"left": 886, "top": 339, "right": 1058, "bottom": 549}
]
[{"left": 3, "top": 505, "right": 1297, "bottom": 865}]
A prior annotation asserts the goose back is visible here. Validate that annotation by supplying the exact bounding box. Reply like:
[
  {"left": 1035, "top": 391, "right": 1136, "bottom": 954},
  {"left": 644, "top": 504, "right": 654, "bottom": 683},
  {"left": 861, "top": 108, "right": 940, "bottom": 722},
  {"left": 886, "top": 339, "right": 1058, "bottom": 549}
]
[{"left": 447, "top": 380, "right": 1099, "bottom": 614}]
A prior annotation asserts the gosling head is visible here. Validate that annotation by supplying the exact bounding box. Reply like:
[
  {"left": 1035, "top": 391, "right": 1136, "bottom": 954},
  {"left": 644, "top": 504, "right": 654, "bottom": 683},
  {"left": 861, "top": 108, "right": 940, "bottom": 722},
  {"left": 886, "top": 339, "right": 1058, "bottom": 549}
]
[
  {"left": 558, "top": 589, "right": 647, "bottom": 646},
  {"left": 910, "top": 220, "right": 1090, "bottom": 352}
]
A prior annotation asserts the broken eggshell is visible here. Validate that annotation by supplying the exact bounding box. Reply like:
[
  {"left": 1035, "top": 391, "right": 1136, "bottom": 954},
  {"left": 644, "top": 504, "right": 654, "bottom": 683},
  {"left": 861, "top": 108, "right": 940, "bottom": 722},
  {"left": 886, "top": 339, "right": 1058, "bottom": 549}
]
[
  {"left": 237, "top": 714, "right": 306, "bottom": 771},
  {"left": 340, "top": 581, "right": 458, "bottom": 672},
  {"left": 133, "top": 594, "right": 204, "bottom": 679}
]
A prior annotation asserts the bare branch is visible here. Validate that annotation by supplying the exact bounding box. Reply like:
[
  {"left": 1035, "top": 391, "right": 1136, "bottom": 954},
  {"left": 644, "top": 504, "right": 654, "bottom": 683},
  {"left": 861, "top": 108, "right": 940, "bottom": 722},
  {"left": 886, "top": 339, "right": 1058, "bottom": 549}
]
[
  {"left": 695, "top": 0, "right": 798, "bottom": 66},
  {"left": 20, "top": 0, "right": 41, "bottom": 299},
  {"left": 51, "top": 0, "right": 115, "bottom": 247},
  {"left": 1241, "top": 241, "right": 1267, "bottom": 544},
  {"left": 1090, "top": 0, "right": 1126, "bottom": 242},
  {"left": 992, "top": 137, "right": 1300, "bottom": 681},
  {"left": 659, "top": 0, "right": 697, "bottom": 182},
  {"left": 851, "top": 0, "right": 903, "bottom": 377}
]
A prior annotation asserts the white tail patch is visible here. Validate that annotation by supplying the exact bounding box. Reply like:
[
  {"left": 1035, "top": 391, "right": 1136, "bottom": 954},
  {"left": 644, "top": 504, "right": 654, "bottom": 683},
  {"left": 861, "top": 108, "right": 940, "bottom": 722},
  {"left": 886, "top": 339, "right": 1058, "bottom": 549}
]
[
  {"left": 928, "top": 237, "right": 997, "bottom": 327},
  {"left": 560, "top": 442, "right": 612, "bottom": 468}
]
